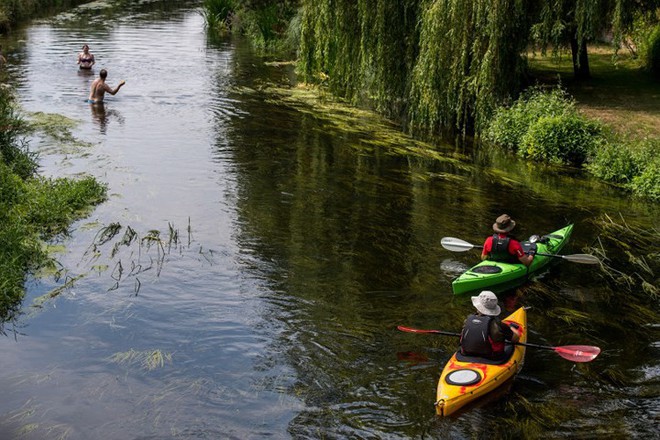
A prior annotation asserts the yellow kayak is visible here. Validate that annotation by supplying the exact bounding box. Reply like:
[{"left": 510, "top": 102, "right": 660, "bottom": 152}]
[{"left": 435, "top": 307, "right": 527, "bottom": 416}]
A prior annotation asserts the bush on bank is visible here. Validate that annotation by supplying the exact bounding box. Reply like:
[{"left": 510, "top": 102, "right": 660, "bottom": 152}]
[
  {"left": 485, "top": 88, "right": 659, "bottom": 201},
  {"left": 486, "top": 87, "right": 605, "bottom": 167},
  {"left": 0, "top": 87, "right": 107, "bottom": 324}
]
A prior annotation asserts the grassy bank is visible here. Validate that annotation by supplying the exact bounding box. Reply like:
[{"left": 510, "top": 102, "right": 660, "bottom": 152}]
[
  {"left": 527, "top": 45, "right": 660, "bottom": 140},
  {"left": 484, "top": 45, "right": 659, "bottom": 201},
  {"left": 0, "top": 86, "right": 107, "bottom": 327}
]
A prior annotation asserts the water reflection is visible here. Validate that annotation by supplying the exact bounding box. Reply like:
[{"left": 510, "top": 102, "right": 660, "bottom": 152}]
[{"left": 89, "top": 101, "right": 123, "bottom": 134}]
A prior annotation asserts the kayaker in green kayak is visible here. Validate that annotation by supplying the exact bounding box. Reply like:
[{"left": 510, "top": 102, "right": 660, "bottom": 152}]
[
  {"left": 481, "top": 214, "right": 534, "bottom": 267},
  {"left": 459, "top": 291, "right": 521, "bottom": 360}
]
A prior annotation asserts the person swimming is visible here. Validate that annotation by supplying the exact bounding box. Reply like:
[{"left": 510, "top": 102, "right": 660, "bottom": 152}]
[
  {"left": 77, "top": 44, "right": 95, "bottom": 70},
  {"left": 88, "top": 69, "right": 125, "bottom": 103}
]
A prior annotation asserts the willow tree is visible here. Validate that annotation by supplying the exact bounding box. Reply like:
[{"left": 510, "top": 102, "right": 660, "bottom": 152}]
[
  {"left": 531, "top": 0, "right": 660, "bottom": 80},
  {"left": 408, "top": 0, "right": 530, "bottom": 134},
  {"left": 298, "top": 0, "right": 421, "bottom": 119}
]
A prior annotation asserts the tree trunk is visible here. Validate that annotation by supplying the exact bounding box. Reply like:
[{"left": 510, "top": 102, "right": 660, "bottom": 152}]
[{"left": 570, "top": 36, "right": 591, "bottom": 80}]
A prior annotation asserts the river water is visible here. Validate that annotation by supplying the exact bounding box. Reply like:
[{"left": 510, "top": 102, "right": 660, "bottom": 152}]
[{"left": 0, "top": 1, "right": 658, "bottom": 439}]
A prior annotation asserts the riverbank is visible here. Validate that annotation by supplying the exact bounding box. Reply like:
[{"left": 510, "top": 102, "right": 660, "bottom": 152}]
[
  {"left": 523, "top": 45, "right": 659, "bottom": 201},
  {"left": 0, "top": 83, "right": 106, "bottom": 327},
  {"left": 0, "top": 0, "right": 92, "bottom": 33},
  {"left": 528, "top": 45, "right": 660, "bottom": 140}
]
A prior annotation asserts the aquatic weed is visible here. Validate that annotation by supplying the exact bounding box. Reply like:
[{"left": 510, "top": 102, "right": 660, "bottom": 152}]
[
  {"left": 587, "top": 213, "right": 659, "bottom": 300},
  {"left": 108, "top": 349, "right": 173, "bottom": 371}
]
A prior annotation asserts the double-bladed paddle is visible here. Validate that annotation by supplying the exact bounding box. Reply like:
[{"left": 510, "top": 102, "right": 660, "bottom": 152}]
[
  {"left": 440, "top": 237, "right": 600, "bottom": 264},
  {"left": 397, "top": 325, "right": 601, "bottom": 362}
]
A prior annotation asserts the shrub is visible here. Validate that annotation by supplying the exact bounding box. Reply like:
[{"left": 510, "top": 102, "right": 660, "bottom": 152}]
[
  {"left": 518, "top": 114, "right": 603, "bottom": 166},
  {"left": 632, "top": 160, "right": 660, "bottom": 200},
  {"left": 586, "top": 140, "right": 640, "bottom": 183},
  {"left": 485, "top": 87, "right": 576, "bottom": 151},
  {"left": 0, "top": 88, "right": 37, "bottom": 179}
]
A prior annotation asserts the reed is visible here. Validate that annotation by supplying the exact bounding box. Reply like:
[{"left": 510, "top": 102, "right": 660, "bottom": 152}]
[{"left": 201, "top": 0, "right": 235, "bottom": 32}]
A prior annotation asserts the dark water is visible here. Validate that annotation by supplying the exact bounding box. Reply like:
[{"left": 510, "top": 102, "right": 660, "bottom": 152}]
[{"left": 0, "top": 1, "right": 658, "bottom": 439}]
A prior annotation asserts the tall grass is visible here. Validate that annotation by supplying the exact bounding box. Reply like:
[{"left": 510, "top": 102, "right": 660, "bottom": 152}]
[
  {"left": 201, "top": 0, "right": 235, "bottom": 33},
  {"left": 0, "top": 86, "right": 107, "bottom": 328}
]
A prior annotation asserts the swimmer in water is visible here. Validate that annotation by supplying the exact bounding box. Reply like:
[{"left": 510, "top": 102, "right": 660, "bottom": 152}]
[
  {"left": 88, "top": 69, "right": 125, "bottom": 103},
  {"left": 77, "top": 44, "right": 95, "bottom": 70}
]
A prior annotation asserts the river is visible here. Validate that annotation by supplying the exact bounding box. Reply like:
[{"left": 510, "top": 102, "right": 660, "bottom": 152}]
[{"left": 0, "top": 1, "right": 658, "bottom": 439}]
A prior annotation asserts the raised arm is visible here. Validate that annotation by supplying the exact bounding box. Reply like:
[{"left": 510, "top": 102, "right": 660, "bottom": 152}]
[{"left": 106, "top": 80, "right": 126, "bottom": 96}]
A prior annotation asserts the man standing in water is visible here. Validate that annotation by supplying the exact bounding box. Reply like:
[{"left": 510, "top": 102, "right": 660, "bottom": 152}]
[{"left": 88, "top": 69, "right": 125, "bottom": 103}]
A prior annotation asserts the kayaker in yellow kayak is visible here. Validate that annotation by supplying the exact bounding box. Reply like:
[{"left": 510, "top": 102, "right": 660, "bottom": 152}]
[
  {"left": 460, "top": 291, "right": 521, "bottom": 360},
  {"left": 481, "top": 214, "right": 534, "bottom": 266}
]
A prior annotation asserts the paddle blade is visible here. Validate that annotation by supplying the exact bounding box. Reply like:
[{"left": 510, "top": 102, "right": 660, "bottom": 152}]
[
  {"left": 441, "top": 237, "right": 476, "bottom": 252},
  {"left": 397, "top": 326, "right": 461, "bottom": 337},
  {"left": 561, "top": 254, "right": 601, "bottom": 264},
  {"left": 397, "top": 325, "right": 437, "bottom": 334},
  {"left": 554, "top": 345, "right": 601, "bottom": 362}
]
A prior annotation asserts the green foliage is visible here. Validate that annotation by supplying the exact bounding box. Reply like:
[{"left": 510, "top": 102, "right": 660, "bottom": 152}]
[
  {"left": 485, "top": 87, "right": 576, "bottom": 150},
  {"left": 632, "top": 159, "right": 660, "bottom": 200},
  {"left": 0, "top": 89, "right": 37, "bottom": 179},
  {"left": 586, "top": 137, "right": 660, "bottom": 200},
  {"left": 408, "top": 0, "right": 530, "bottom": 133},
  {"left": 519, "top": 114, "right": 603, "bottom": 165},
  {"left": 0, "top": 86, "right": 107, "bottom": 323},
  {"left": 201, "top": 0, "right": 236, "bottom": 32},
  {"left": 647, "top": 25, "right": 660, "bottom": 78},
  {"left": 298, "top": 0, "right": 420, "bottom": 118},
  {"left": 0, "top": 0, "right": 92, "bottom": 32},
  {"left": 587, "top": 138, "right": 659, "bottom": 199},
  {"left": 204, "top": 0, "right": 300, "bottom": 51},
  {"left": 21, "top": 176, "right": 107, "bottom": 235},
  {"left": 586, "top": 140, "right": 641, "bottom": 184},
  {"left": 485, "top": 86, "right": 604, "bottom": 166}
]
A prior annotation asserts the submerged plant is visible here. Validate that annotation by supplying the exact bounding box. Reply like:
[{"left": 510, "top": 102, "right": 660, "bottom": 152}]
[
  {"left": 587, "top": 213, "right": 659, "bottom": 300},
  {"left": 108, "top": 349, "right": 173, "bottom": 371}
]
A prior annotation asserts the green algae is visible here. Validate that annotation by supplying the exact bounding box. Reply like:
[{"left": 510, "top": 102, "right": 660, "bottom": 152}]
[
  {"left": 262, "top": 83, "right": 470, "bottom": 167},
  {"left": 26, "top": 111, "right": 93, "bottom": 152}
]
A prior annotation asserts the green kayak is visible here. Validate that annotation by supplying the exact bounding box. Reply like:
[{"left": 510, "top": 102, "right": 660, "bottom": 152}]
[{"left": 451, "top": 224, "right": 574, "bottom": 295}]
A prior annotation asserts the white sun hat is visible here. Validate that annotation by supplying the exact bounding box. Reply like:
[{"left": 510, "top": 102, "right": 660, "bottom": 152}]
[{"left": 471, "top": 291, "right": 501, "bottom": 316}]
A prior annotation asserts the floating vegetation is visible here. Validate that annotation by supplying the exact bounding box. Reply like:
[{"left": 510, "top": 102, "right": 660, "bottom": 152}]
[
  {"left": 26, "top": 111, "right": 93, "bottom": 151},
  {"left": 262, "top": 83, "right": 470, "bottom": 167},
  {"left": 586, "top": 213, "right": 659, "bottom": 300},
  {"left": 30, "top": 274, "right": 85, "bottom": 310},
  {"left": 108, "top": 349, "right": 173, "bottom": 371},
  {"left": 16, "top": 422, "right": 39, "bottom": 436},
  {"left": 545, "top": 308, "right": 591, "bottom": 326}
]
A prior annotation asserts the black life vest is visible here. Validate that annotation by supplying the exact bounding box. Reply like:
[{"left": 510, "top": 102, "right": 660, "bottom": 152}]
[
  {"left": 460, "top": 314, "right": 494, "bottom": 357},
  {"left": 490, "top": 234, "right": 518, "bottom": 263}
]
